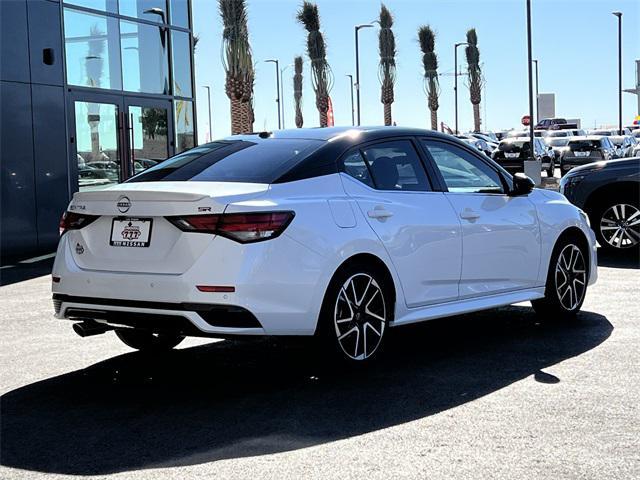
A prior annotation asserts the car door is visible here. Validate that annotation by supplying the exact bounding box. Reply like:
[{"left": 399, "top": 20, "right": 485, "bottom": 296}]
[
  {"left": 339, "top": 139, "right": 462, "bottom": 307},
  {"left": 420, "top": 138, "right": 542, "bottom": 299}
]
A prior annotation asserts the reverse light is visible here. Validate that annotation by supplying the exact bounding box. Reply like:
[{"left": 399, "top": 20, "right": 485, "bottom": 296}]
[
  {"left": 167, "top": 211, "right": 295, "bottom": 243},
  {"left": 59, "top": 211, "right": 99, "bottom": 236}
]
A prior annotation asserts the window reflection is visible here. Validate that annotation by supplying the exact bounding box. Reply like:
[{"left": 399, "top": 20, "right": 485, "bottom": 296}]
[
  {"left": 64, "top": 9, "right": 122, "bottom": 90},
  {"left": 170, "top": 0, "right": 190, "bottom": 28},
  {"left": 120, "top": 19, "right": 169, "bottom": 94},
  {"left": 129, "top": 106, "right": 169, "bottom": 174},
  {"left": 172, "top": 31, "right": 192, "bottom": 97},
  {"left": 175, "top": 100, "right": 195, "bottom": 153},
  {"left": 64, "top": 0, "right": 117, "bottom": 13},
  {"left": 119, "top": 0, "right": 168, "bottom": 23}
]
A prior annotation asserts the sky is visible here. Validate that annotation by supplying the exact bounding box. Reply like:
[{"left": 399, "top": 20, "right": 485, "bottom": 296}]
[{"left": 191, "top": 0, "right": 640, "bottom": 142}]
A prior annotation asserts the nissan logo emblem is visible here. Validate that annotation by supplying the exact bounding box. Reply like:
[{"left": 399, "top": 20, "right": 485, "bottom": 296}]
[{"left": 117, "top": 196, "right": 131, "bottom": 213}]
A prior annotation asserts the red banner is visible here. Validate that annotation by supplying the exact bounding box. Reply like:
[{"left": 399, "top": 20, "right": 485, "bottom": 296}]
[{"left": 327, "top": 96, "right": 335, "bottom": 127}]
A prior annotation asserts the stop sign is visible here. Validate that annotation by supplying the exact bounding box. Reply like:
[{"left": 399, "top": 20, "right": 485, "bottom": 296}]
[{"left": 521, "top": 115, "right": 531, "bottom": 126}]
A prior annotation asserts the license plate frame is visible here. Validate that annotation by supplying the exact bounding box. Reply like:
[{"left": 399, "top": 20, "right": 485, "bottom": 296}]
[
  {"left": 574, "top": 151, "right": 590, "bottom": 157},
  {"left": 505, "top": 152, "right": 520, "bottom": 159},
  {"left": 110, "top": 217, "right": 153, "bottom": 248}
]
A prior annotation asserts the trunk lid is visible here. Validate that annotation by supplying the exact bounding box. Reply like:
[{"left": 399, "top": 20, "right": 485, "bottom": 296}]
[{"left": 66, "top": 182, "right": 268, "bottom": 274}]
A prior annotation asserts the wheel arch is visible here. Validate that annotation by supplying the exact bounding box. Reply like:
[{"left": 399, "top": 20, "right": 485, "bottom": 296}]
[{"left": 583, "top": 181, "right": 639, "bottom": 216}]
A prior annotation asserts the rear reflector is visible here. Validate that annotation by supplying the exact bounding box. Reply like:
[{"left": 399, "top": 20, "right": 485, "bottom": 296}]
[
  {"left": 59, "top": 211, "right": 99, "bottom": 236},
  {"left": 196, "top": 285, "right": 236, "bottom": 293},
  {"left": 167, "top": 211, "right": 294, "bottom": 243}
]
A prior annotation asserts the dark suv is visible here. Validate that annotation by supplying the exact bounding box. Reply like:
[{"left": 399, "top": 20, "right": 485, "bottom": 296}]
[
  {"left": 492, "top": 137, "right": 554, "bottom": 176},
  {"left": 561, "top": 158, "right": 640, "bottom": 251},
  {"left": 560, "top": 136, "right": 618, "bottom": 175},
  {"left": 535, "top": 118, "right": 577, "bottom": 130}
]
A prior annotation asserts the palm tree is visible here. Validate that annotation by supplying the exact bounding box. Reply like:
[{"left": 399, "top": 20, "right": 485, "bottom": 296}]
[
  {"left": 294, "top": 56, "right": 304, "bottom": 128},
  {"left": 418, "top": 25, "right": 439, "bottom": 130},
  {"left": 378, "top": 4, "right": 396, "bottom": 126},
  {"left": 465, "top": 28, "right": 483, "bottom": 132},
  {"left": 219, "top": 0, "right": 253, "bottom": 134},
  {"left": 297, "top": 1, "right": 333, "bottom": 127}
]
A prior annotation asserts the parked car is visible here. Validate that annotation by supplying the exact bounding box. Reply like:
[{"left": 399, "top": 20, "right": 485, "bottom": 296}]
[
  {"left": 561, "top": 158, "right": 639, "bottom": 251},
  {"left": 535, "top": 118, "right": 578, "bottom": 130},
  {"left": 588, "top": 128, "right": 633, "bottom": 136},
  {"left": 560, "top": 136, "right": 618, "bottom": 175},
  {"left": 609, "top": 135, "right": 636, "bottom": 158},
  {"left": 542, "top": 130, "right": 573, "bottom": 138},
  {"left": 469, "top": 132, "right": 499, "bottom": 147},
  {"left": 492, "top": 136, "right": 555, "bottom": 177},
  {"left": 455, "top": 134, "right": 493, "bottom": 156},
  {"left": 544, "top": 137, "right": 571, "bottom": 159},
  {"left": 52, "top": 126, "right": 596, "bottom": 363},
  {"left": 567, "top": 128, "right": 587, "bottom": 137}
]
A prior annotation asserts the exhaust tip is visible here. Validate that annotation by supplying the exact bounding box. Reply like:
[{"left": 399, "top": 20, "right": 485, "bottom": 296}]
[{"left": 72, "top": 321, "right": 111, "bottom": 338}]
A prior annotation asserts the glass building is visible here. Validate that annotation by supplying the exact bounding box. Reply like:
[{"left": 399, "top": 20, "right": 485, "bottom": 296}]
[{"left": 1, "top": 0, "right": 197, "bottom": 259}]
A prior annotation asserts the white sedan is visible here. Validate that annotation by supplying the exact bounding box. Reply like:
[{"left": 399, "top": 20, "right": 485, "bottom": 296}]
[{"left": 52, "top": 127, "right": 597, "bottom": 363}]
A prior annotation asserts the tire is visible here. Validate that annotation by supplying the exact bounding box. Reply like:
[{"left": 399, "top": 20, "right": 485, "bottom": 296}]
[
  {"left": 316, "top": 262, "right": 392, "bottom": 363},
  {"left": 115, "top": 329, "right": 184, "bottom": 352},
  {"left": 590, "top": 195, "right": 640, "bottom": 252},
  {"left": 546, "top": 158, "right": 555, "bottom": 178},
  {"left": 532, "top": 236, "right": 588, "bottom": 319}
]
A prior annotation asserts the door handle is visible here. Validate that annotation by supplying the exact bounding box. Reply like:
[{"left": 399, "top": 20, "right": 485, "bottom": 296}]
[
  {"left": 368, "top": 206, "right": 394, "bottom": 220},
  {"left": 460, "top": 209, "right": 480, "bottom": 220}
]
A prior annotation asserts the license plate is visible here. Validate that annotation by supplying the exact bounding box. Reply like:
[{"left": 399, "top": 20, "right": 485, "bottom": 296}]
[
  {"left": 110, "top": 218, "right": 152, "bottom": 247},
  {"left": 575, "top": 151, "right": 590, "bottom": 157},
  {"left": 505, "top": 152, "right": 520, "bottom": 158}
]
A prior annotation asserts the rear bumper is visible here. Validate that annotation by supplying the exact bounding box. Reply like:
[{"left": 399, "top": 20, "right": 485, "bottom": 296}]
[{"left": 52, "top": 232, "right": 329, "bottom": 336}]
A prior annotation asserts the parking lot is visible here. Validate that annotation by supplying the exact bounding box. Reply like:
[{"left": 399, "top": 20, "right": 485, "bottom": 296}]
[{"left": 0, "top": 249, "right": 638, "bottom": 480}]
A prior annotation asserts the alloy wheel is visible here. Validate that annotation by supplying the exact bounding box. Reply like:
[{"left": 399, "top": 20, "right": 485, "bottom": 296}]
[
  {"left": 599, "top": 203, "right": 640, "bottom": 249},
  {"left": 333, "top": 273, "right": 386, "bottom": 361},
  {"left": 554, "top": 244, "right": 586, "bottom": 311}
]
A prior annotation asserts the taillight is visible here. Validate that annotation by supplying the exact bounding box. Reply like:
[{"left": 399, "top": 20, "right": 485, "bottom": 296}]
[
  {"left": 59, "top": 211, "right": 99, "bottom": 236},
  {"left": 167, "top": 211, "right": 294, "bottom": 243}
]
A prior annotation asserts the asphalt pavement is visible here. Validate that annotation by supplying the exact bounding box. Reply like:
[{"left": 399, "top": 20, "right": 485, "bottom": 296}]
[{"left": 0, "top": 249, "right": 638, "bottom": 479}]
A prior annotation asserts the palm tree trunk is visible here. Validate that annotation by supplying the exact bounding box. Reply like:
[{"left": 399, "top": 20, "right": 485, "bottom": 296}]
[
  {"left": 384, "top": 103, "right": 392, "bottom": 126},
  {"left": 430, "top": 108, "right": 437, "bottom": 131},
  {"left": 230, "top": 98, "right": 243, "bottom": 135},
  {"left": 473, "top": 103, "right": 481, "bottom": 132}
]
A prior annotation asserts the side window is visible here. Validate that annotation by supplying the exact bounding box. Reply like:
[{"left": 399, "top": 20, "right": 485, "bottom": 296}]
[
  {"left": 360, "top": 140, "right": 431, "bottom": 191},
  {"left": 341, "top": 149, "right": 374, "bottom": 188},
  {"left": 422, "top": 140, "right": 505, "bottom": 194}
]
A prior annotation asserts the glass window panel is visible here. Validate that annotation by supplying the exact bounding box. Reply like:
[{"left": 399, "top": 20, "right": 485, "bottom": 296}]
[
  {"left": 423, "top": 140, "right": 503, "bottom": 194},
  {"left": 170, "top": 0, "right": 190, "bottom": 28},
  {"left": 342, "top": 150, "right": 374, "bottom": 188},
  {"left": 120, "top": 19, "right": 169, "bottom": 94},
  {"left": 74, "top": 101, "right": 120, "bottom": 190},
  {"left": 361, "top": 140, "right": 431, "bottom": 191},
  {"left": 63, "top": 0, "right": 117, "bottom": 13},
  {"left": 64, "top": 8, "right": 122, "bottom": 90},
  {"left": 119, "top": 0, "right": 168, "bottom": 23},
  {"left": 171, "top": 31, "right": 192, "bottom": 97},
  {"left": 129, "top": 106, "right": 170, "bottom": 174},
  {"left": 175, "top": 100, "right": 195, "bottom": 153}
]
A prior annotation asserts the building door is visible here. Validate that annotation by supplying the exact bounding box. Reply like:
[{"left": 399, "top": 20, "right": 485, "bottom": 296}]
[
  {"left": 69, "top": 92, "right": 124, "bottom": 192},
  {"left": 124, "top": 97, "right": 174, "bottom": 178},
  {"left": 69, "top": 93, "right": 175, "bottom": 191}
]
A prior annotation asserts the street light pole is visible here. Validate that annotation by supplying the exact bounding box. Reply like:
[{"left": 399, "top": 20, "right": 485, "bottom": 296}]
[
  {"left": 454, "top": 42, "right": 468, "bottom": 134},
  {"left": 355, "top": 24, "right": 373, "bottom": 126},
  {"left": 202, "top": 85, "right": 212, "bottom": 142},
  {"left": 346, "top": 74, "right": 355, "bottom": 126},
  {"left": 533, "top": 59, "right": 539, "bottom": 123},
  {"left": 265, "top": 59, "right": 281, "bottom": 130},
  {"left": 613, "top": 11, "right": 623, "bottom": 134},
  {"left": 526, "top": 0, "right": 535, "bottom": 163},
  {"left": 281, "top": 64, "right": 291, "bottom": 129}
]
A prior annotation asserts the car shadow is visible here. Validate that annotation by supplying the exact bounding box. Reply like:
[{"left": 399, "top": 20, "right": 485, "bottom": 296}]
[
  {"left": 0, "top": 255, "right": 54, "bottom": 287},
  {"left": 0, "top": 306, "right": 612, "bottom": 475},
  {"left": 597, "top": 248, "right": 639, "bottom": 269}
]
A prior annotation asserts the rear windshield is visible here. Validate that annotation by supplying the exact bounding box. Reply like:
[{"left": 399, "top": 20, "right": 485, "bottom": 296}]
[
  {"left": 569, "top": 140, "right": 600, "bottom": 150},
  {"left": 126, "top": 139, "right": 323, "bottom": 183},
  {"left": 499, "top": 141, "right": 529, "bottom": 152},
  {"left": 546, "top": 138, "right": 570, "bottom": 147}
]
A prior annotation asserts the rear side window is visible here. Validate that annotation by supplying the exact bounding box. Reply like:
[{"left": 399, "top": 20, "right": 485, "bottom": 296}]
[
  {"left": 127, "top": 139, "right": 323, "bottom": 183},
  {"left": 361, "top": 140, "right": 431, "bottom": 191}
]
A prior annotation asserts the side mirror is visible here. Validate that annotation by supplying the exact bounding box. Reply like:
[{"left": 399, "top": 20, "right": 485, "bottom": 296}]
[{"left": 510, "top": 173, "right": 535, "bottom": 196}]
